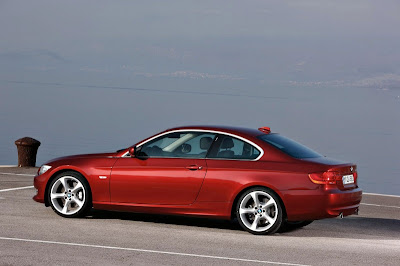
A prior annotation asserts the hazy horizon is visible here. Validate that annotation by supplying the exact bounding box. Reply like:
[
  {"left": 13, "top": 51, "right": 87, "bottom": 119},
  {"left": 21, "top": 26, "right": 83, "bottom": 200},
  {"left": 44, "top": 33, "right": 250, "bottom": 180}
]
[{"left": 1, "top": 1, "right": 399, "bottom": 194}]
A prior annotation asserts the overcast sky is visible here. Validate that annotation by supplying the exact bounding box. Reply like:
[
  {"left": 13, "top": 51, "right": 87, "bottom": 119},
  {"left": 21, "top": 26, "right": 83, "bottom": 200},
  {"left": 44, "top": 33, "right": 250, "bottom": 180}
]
[{"left": 1, "top": 0, "right": 400, "bottom": 90}]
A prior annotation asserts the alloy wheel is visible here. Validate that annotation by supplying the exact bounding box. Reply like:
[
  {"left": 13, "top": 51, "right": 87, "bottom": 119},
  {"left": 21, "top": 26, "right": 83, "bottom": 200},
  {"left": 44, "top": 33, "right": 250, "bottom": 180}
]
[
  {"left": 50, "top": 175, "right": 86, "bottom": 216},
  {"left": 237, "top": 188, "right": 282, "bottom": 234}
]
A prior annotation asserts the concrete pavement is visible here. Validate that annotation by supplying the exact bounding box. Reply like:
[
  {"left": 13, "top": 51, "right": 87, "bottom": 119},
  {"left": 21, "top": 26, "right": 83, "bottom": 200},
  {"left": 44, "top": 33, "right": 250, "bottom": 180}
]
[{"left": 0, "top": 167, "right": 399, "bottom": 265}]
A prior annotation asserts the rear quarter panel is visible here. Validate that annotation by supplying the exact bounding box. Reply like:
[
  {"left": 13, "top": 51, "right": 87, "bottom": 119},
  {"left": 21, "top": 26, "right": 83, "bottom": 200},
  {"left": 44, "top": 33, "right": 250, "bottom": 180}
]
[
  {"left": 200, "top": 158, "right": 362, "bottom": 221},
  {"left": 197, "top": 160, "right": 323, "bottom": 214}
]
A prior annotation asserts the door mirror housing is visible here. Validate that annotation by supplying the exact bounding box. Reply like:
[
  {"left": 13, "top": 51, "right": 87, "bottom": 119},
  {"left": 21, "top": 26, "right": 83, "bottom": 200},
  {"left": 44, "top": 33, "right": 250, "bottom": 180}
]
[{"left": 128, "top": 146, "right": 136, "bottom": 157}]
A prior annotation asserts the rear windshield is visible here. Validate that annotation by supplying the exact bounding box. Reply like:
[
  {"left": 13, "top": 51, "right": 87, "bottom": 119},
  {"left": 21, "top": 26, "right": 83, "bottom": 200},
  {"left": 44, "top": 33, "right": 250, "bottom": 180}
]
[{"left": 258, "top": 134, "right": 322, "bottom": 159}]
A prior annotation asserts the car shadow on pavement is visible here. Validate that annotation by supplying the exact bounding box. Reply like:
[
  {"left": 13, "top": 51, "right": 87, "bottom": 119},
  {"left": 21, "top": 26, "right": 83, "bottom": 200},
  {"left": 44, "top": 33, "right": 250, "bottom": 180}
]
[
  {"left": 85, "top": 209, "right": 243, "bottom": 231},
  {"left": 278, "top": 216, "right": 400, "bottom": 239},
  {"left": 84, "top": 210, "right": 400, "bottom": 238}
]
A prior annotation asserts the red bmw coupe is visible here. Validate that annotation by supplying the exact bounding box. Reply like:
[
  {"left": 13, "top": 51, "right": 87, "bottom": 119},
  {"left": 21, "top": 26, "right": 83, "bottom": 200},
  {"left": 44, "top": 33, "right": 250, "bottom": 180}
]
[{"left": 33, "top": 125, "right": 362, "bottom": 234}]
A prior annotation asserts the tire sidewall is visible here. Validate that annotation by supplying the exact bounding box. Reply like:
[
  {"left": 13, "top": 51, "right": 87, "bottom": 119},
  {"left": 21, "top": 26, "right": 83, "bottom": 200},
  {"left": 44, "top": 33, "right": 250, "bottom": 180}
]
[
  {"left": 47, "top": 171, "right": 91, "bottom": 218},
  {"left": 236, "top": 187, "right": 283, "bottom": 235}
]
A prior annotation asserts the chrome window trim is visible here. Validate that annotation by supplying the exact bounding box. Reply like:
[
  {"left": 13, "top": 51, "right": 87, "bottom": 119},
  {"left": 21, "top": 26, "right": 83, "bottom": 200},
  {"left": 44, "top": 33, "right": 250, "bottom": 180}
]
[{"left": 121, "top": 129, "right": 264, "bottom": 161}]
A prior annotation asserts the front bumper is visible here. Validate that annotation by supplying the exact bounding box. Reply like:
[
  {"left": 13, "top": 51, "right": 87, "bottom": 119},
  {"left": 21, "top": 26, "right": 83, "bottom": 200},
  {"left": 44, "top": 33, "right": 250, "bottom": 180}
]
[{"left": 33, "top": 172, "right": 48, "bottom": 204}]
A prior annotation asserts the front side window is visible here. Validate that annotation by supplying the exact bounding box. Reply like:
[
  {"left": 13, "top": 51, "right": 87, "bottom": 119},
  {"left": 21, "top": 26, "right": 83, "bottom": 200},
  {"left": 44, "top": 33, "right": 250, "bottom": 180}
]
[
  {"left": 208, "top": 135, "right": 260, "bottom": 160},
  {"left": 138, "top": 131, "right": 216, "bottom": 158}
]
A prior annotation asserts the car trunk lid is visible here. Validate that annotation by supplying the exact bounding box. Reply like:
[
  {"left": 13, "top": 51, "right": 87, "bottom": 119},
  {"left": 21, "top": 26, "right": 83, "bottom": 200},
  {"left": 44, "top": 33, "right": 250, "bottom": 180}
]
[{"left": 304, "top": 157, "right": 358, "bottom": 190}]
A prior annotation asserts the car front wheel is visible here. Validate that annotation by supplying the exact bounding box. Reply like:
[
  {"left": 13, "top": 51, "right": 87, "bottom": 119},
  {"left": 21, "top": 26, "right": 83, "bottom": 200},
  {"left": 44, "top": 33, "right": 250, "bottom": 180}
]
[
  {"left": 48, "top": 171, "right": 91, "bottom": 218},
  {"left": 236, "top": 187, "right": 283, "bottom": 235}
]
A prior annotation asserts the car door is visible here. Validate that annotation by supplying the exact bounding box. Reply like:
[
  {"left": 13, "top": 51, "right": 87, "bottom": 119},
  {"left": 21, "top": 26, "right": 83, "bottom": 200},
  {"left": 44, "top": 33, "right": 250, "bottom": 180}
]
[
  {"left": 110, "top": 131, "right": 216, "bottom": 205},
  {"left": 196, "top": 134, "right": 263, "bottom": 202}
]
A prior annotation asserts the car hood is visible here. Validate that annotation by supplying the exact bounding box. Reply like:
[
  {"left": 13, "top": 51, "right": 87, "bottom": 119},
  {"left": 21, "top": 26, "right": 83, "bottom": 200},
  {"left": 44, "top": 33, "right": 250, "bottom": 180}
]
[{"left": 45, "top": 152, "right": 119, "bottom": 164}]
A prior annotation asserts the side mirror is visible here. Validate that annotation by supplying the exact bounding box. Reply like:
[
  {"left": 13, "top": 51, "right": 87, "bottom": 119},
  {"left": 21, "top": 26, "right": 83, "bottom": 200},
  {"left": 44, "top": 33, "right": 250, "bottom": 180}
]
[{"left": 128, "top": 146, "right": 136, "bottom": 157}]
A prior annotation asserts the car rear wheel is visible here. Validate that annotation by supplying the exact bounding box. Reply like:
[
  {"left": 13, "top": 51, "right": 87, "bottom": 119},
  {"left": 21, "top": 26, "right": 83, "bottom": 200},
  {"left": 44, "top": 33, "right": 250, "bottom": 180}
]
[
  {"left": 48, "top": 172, "right": 91, "bottom": 218},
  {"left": 236, "top": 187, "right": 283, "bottom": 235}
]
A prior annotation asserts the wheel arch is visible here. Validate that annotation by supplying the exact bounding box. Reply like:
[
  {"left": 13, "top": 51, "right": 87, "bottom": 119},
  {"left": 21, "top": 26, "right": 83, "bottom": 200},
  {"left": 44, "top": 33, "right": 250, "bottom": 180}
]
[
  {"left": 44, "top": 169, "right": 92, "bottom": 207},
  {"left": 230, "top": 185, "right": 287, "bottom": 220}
]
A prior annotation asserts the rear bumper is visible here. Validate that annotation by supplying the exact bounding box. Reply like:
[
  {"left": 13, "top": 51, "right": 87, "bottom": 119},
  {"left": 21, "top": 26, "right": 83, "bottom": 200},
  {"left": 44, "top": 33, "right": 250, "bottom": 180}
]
[
  {"left": 283, "top": 187, "right": 362, "bottom": 221},
  {"left": 325, "top": 189, "right": 362, "bottom": 217}
]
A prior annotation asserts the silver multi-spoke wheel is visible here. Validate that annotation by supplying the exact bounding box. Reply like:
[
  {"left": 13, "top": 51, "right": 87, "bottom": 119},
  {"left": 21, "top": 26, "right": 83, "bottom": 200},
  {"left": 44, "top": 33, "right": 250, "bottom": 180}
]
[
  {"left": 236, "top": 188, "right": 283, "bottom": 234},
  {"left": 48, "top": 172, "right": 90, "bottom": 217}
]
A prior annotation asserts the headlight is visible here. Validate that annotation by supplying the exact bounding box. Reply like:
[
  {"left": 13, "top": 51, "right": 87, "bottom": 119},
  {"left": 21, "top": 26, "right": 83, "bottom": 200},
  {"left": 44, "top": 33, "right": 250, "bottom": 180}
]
[{"left": 38, "top": 165, "right": 52, "bottom": 175}]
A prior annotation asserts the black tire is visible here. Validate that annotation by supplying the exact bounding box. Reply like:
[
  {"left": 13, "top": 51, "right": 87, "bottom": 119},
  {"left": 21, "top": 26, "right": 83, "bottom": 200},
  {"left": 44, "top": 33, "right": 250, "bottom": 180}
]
[
  {"left": 236, "top": 187, "right": 283, "bottom": 235},
  {"left": 47, "top": 171, "right": 92, "bottom": 218}
]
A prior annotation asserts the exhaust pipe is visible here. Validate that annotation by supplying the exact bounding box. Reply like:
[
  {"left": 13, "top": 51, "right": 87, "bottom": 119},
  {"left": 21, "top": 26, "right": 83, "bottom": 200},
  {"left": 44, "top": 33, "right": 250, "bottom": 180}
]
[
  {"left": 339, "top": 212, "right": 344, "bottom": 219},
  {"left": 355, "top": 208, "right": 359, "bottom": 215}
]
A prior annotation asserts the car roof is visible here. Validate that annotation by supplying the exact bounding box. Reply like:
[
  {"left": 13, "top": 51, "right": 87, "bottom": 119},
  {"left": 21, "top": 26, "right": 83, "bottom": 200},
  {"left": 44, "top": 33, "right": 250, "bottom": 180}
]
[{"left": 165, "top": 125, "right": 266, "bottom": 138}]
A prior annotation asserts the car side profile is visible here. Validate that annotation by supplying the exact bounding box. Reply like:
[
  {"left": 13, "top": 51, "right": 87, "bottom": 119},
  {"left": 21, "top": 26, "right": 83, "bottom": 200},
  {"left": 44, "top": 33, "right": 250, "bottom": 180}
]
[{"left": 33, "top": 125, "right": 362, "bottom": 234}]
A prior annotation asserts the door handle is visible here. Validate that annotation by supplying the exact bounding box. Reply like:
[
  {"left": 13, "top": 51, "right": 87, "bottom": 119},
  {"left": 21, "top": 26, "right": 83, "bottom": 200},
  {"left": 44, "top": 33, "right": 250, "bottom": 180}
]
[{"left": 186, "top": 165, "right": 203, "bottom": 171}]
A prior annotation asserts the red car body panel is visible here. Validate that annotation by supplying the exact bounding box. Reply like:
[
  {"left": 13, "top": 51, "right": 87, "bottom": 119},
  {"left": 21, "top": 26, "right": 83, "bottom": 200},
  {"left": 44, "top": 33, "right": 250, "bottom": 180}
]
[
  {"left": 110, "top": 157, "right": 207, "bottom": 205},
  {"left": 33, "top": 125, "right": 362, "bottom": 222},
  {"left": 34, "top": 154, "right": 118, "bottom": 203}
]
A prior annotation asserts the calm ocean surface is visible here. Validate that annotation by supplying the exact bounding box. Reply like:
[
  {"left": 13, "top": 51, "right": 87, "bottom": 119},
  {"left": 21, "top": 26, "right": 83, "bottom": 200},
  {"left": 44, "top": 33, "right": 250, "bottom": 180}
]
[{"left": 1, "top": 82, "right": 399, "bottom": 195}]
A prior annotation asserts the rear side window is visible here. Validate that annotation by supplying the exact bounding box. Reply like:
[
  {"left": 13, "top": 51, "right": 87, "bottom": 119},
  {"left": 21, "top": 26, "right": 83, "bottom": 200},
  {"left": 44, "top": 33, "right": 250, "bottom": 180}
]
[
  {"left": 258, "top": 134, "right": 322, "bottom": 159},
  {"left": 208, "top": 135, "right": 260, "bottom": 160}
]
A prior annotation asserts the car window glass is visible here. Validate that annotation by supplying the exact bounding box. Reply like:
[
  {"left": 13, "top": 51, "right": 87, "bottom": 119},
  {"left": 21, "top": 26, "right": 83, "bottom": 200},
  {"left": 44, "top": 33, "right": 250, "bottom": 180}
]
[
  {"left": 208, "top": 135, "right": 260, "bottom": 160},
  {"left": 138, "top": 132, "right": 216, "bottom": 158},
  {"left": 258, "top": 134, "right": 322, "bottom": 159}
]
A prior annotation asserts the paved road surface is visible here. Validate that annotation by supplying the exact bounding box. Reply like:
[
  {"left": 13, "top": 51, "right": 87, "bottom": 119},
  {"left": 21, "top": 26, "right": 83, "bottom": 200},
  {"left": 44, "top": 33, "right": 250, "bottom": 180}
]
[{"left": 0, "top": 167, "right": 399, "bottom": 265}]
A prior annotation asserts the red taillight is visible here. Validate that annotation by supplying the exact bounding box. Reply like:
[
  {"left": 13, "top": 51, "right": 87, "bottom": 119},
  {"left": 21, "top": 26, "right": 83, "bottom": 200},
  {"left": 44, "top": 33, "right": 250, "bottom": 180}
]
[{"left": 309, "top": 171, "right": 342, "bottom": 185}]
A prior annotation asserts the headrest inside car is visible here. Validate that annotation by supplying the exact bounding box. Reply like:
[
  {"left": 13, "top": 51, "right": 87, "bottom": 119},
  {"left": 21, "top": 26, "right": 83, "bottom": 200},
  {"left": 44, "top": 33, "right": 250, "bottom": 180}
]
[
  {"left": 221, "top": 138, "right": 234, "bottom": 149},
  {"left": 200, "top": 137, "right": 213, "bottom": 150}
]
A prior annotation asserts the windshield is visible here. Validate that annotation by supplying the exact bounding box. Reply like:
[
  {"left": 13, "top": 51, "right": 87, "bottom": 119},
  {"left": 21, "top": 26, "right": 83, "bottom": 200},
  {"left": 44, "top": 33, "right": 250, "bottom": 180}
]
[{"left": 258, "top": 134, "right": 322, "bottom": 159}]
